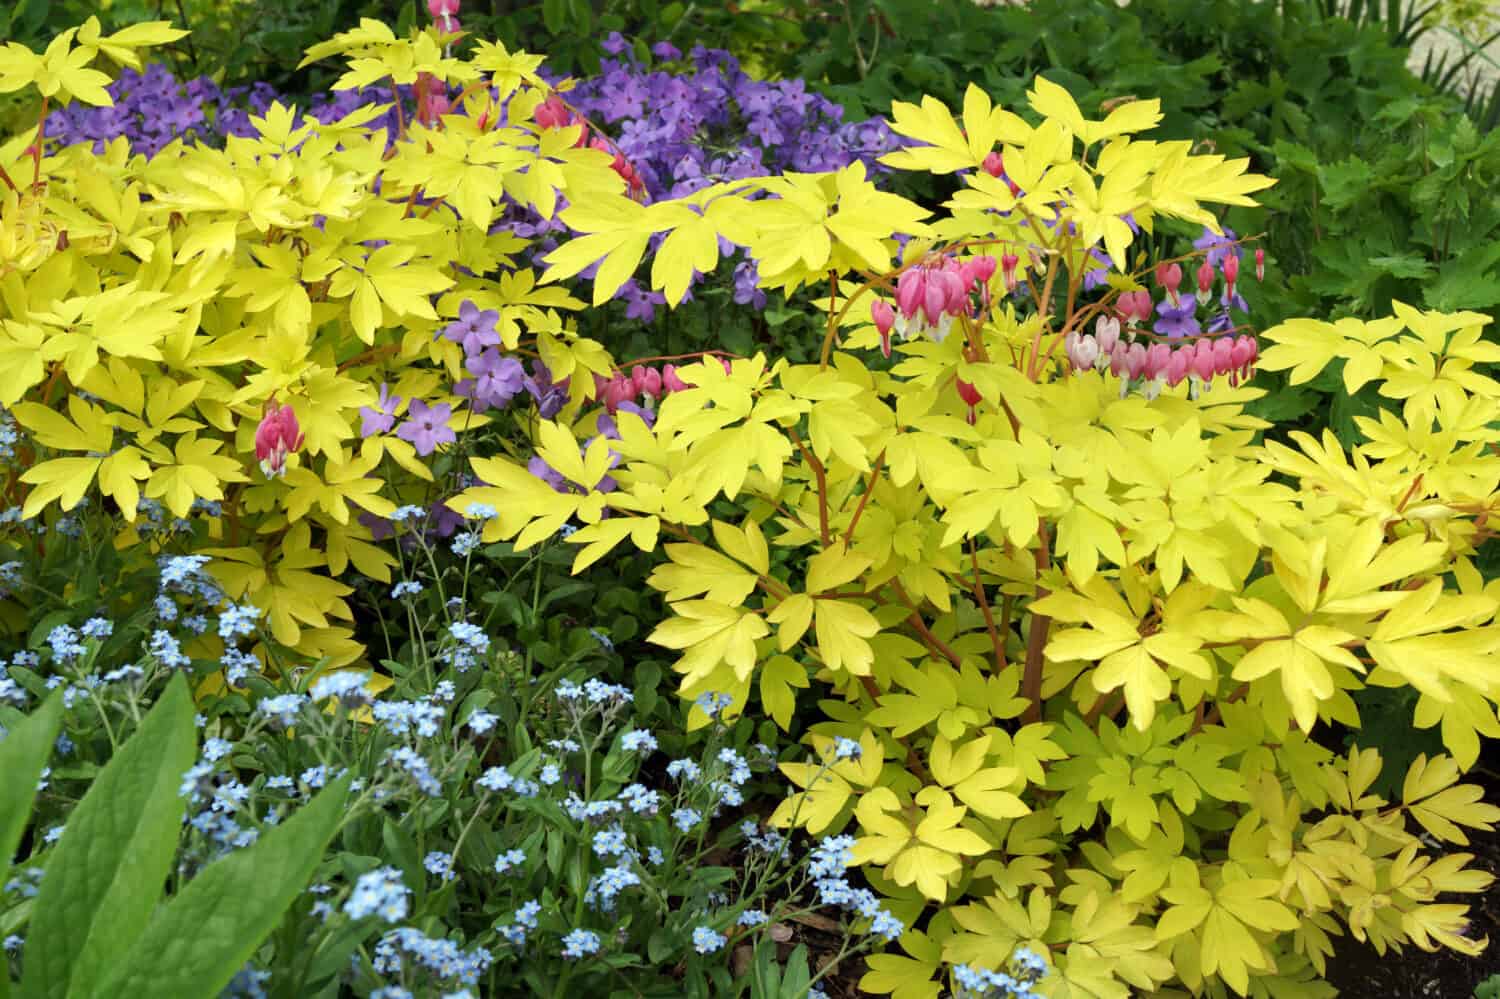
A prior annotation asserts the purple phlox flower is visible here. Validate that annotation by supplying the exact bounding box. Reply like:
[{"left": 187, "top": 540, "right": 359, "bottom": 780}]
[
  {"left": 595, "top": 402, "right": 655, "bottom": 440},
  {"left": 1153, "top": 297, "right": 1201, "bottom": 339},
  {"left": 1194, "top": 226, "right": 1241, "bottom": 269},
  {"left": 601, "top": 31, "right": 629, "bottom": 55},
  {"left": 441, "top": 301, "right": 502, "bottom": 356},
  {"left": 1081, "top": 247, "right": 1111, "bottom": 292},
  {"left": 522, "top": 362, "right": 569, "bottom": 419},
  {"left": 455, "top": 349, "right": 526, "bottom": 412},
  {"left": 1220, "top": 286, "right": 1249, "bottom": 314},
  {"left": 618, "top": 279, "right": 667, "bottom": 323},
  {"left": 396, "top": 399, "right": 456, "bottom": 456},
  {"left": 427, "top": 501, "right": 466, "bottom": 539},
  {"left": 733, "top": 259, "right": 765, "bottom": 309},
  {"left": 359, "top": 383, "right": 403, "bottom": 437}
]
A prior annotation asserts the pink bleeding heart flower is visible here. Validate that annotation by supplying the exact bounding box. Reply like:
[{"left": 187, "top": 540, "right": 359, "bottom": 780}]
[
  {"left": 1212, "top": 336, "right": 1236, "bottom": 377},
  {"left": 982, "top": 151, "right": 1005, "bottom": 178},
  {"left": 1166, "top": 346, "right": 1192, "bottom": 386},
  {"left": 895, "top": 269, "right": 926, "bottom": 320},
  {"left": 1223, "top": 254, "right": 1240, "bottom": 299},
  {"left": 1117, "top": 289, "right": 1152, "bottom": 327},
  {"left": 871, "top": 300, "right": 895, "bottom": 358},
  {"left": 1124, "top": 342, "right": 1149, "bottom": 379},
  {"left": 255, "top": 401, "right": 304, "bottom": 479},
  {"left": 1144, "top": 343, "right": 1172, "bottom": 381},
  {"left": 965, "top": 255, "right": 997, "bottom": 289},
  {"left": 1254, "top": 248, "right": 1265, "bottom": 282},
  {"left": 633, "top": 366, "right": 663, "bottom": 405},
  {"left": 1109, "top": 341, "right": 1130, "bottom": 377},
  {"left": 1065, "top": 331, "right": 1100, "bottom": 372},
  {"left": 603, "top": 374, "right": 634, "bottom": 413},
  {"left": 1095, "top": 315, "right": 1121, "bottom": 357},
  {"left": 427, "top": 0, "right": 459, "bottom": 15},
  {"left": 1191, "top": 339, "right": 1217, "bottom": 382},
  {"left": 662, "top": 364, "right": 688, "bottom": 394}
]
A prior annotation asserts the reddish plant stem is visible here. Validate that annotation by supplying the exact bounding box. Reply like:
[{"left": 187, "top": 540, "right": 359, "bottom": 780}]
[
  {"left": 888, "top": 579, "right": 963, "bottom": 669},
  {"left": 1021, "top": 520, "right": 1052, "bottom": 724},
  {"left": 968, "top": 540, "right": 1006, "bottom": 674},
  {"left": 786, "top": 426, "right": 831, "bottom": 547},
  {"left": 840, "top": 448, "right": 885, "bottom": 550}
]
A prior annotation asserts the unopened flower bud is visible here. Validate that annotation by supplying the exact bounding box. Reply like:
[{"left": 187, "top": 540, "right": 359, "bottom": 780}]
[
  {"left": 1223, "top": 254, "right": 1240, "bottom": 300},
  {"left": 1001, "top": 252, "right": 1020, "bottom": 294},
  {"left": 982, "top": 151, "right": 1005, "bottom": 178},
  {"left": 1254, "top": 248, "right": 1265, "bottom": 282},
  {"left": 1196, "top": 259, "right": 1214, "bottom": 306},
  {"left": 956, "top": 377, "right": 982, "bottom": 425},
  {"left": 1156, "top": 262, "right": 1183, "bottom": 307},
  {"left": 871, "top": 300, "right": 895, "bottom": 358}
]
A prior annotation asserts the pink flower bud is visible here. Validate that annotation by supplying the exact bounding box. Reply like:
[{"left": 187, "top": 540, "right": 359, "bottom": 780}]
[
  {"left": 1156, "top": 262, "right": 1182, "bottom": 307},
  {"left": 1223, "top": 254, "right": 1240, "bottom": 300},
  {"left": 982, "top": 151, "right": 1005, "bottom": 178},
  {"left": 1095, "top": 315, "right": 1121, "bottom": 355},
  {"left": 1166, "top": 346, "right": 1192, "bottom": 386},
  {"left": 956, "top": 377, "right": 982, "bottom": 425},
  {"left": 1001, "top": 252, "right": 1020, "bottom": 294},
  {"left": 871, "top": 300, "right": 895, "bottom": 358},
  {"left": 721, "top": 357, "right": 733, "bottom": 374},
  {"left": 662, "top": 364, "right": 688, "bottom": 393},
  {"left": 1195, "top": 259, "right": 1214, "bottom": 306},
  {"left": 1254, "top": 248, "right": 1265, "bottom": 282},
  {"left": 1145, "top": 342, "right": 1172, "bottom": 380},
  {"left": 896, "top": 269, "right": 926, "bottom": 320}
]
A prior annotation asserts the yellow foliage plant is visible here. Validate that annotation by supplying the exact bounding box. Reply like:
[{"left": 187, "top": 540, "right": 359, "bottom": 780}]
[
  {"left": 5, "top": 20, "right": 1500, "bottom": 997},
  {"left": 0, "top": 19, "right": 619, "bottom": 669},
  {"left": 446, "top": 81, "right": 1500, "bottom": 996}
]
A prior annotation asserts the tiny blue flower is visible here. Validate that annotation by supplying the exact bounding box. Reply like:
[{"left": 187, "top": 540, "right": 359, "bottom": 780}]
[
  {"left": 691, "top": 926, "right": 725, "bottom": 954},
  {"left": 560, "top": 928, "right": 600, "bottom": 958},
  {"left": 671, "top": 807, "right": 701, "bottom": 832}
]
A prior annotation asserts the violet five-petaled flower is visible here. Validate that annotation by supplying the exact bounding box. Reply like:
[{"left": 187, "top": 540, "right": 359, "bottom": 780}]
[
  {"left": 359, "top": 383, "right": 403, "bottom": 438},
  {"left": 396, "top": 400, "right": 456, "bottom": 456},
  {"left": 441, "top": 300, "right": 502, "bottom": 356}
]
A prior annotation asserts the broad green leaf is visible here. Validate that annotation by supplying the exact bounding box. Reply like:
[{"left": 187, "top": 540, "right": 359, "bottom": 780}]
[
  {"left": 91, "top": 775, "right": 353, "bottom": 999},
  {"left": 0, "top": 692, "right": 63, "bottom": 884},
  {"left": 22, "top": 672, "right": 195, "bottom": 999}
]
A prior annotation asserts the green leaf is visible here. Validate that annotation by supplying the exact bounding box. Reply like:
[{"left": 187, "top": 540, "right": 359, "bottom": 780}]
[
  {"left": 23, "top": 672, "right": 195, "bottom": 999},
  {"left": 0, "top": 691, "right": 63, "bottom": 886},
  {"left": 91, "top": 775, "right": 353, "bottom": 999}
]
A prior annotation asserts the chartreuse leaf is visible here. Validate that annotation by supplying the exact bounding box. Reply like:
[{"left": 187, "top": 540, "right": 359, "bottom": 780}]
[
  {"left": 22, "top": 672, "right": 195, "bottom": 999},
  {"left": 0, "top": 692, "right": 63, "bottom": 885},
  {"left": 90, "top": 775, "right": 353, "bottom": 999}
]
